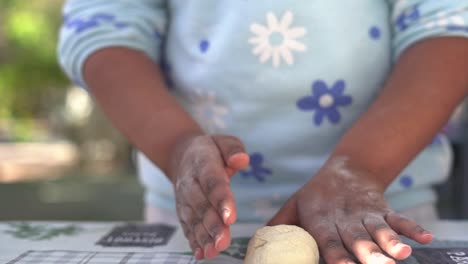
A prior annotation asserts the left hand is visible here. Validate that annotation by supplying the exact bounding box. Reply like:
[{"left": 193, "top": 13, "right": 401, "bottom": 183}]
[{"left": 267, "top": 158, "right": 433, "bottom": 264}]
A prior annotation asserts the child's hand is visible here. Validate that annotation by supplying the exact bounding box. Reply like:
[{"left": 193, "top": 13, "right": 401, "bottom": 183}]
[
  {"left": 268, "top": 158, "right": 433, "bottom": 264},
  {"left": 169, "top": 134, "right": 249, "bottom": 260}
]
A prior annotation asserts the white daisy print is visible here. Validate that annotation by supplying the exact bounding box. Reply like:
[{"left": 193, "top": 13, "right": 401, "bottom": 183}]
[
  {"left": 425, "top": 11, "right": 465, "bottom": 29},
  {"left": 249, "top": 11, "right": 307, "bottom": 67},
  {"left": 190, "top": 89, "right": 228, "bottom": 133}
]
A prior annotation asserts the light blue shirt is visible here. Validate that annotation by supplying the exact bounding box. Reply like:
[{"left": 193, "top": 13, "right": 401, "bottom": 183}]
[{"left": 58, "top": 0, "right": 468, "bottom": 221}]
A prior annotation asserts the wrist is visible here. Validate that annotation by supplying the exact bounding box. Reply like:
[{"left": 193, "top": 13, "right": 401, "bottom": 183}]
[
  {"left": 167, "top": 130, "right": 205, "bottom": 184},
  {"left": 319, "top": 155, "right": 389, "bottom": 192}
]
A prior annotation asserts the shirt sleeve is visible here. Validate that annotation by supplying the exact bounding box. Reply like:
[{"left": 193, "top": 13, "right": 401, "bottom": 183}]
[
  {"left": 389, "top": 0, "right": 468, "bottom": 60},
  {"left": 57, "top": 0, "right": 167, "bottom": 89}
]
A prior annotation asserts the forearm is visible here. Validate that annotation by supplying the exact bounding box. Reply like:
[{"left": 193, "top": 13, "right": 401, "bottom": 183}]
[
  {"left": 83, "top": 47, "right": 203, "bottom": 182},
  {"left": 331, "top": 37, "right": 468, "bottom": 189}
]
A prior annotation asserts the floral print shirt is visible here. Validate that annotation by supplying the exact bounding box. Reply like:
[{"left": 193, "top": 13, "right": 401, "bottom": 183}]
[{"left": 59, "top": 0, "right": 468, "bottom": 221}]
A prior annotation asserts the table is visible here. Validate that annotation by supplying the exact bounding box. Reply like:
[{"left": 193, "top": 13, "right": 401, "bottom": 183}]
[
  {"left": 0, "top": 221, "right": 251, "bottom": 264},
  {"left": 0, "top": 220, "right": 467, "bottom": 264}
]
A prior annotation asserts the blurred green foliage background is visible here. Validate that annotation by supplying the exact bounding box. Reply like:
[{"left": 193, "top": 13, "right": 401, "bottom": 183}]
[
  {"left": 0, "top": 1, "right": 140, "bottom": 221},
  {"left": 0, "top": 0, "right": 68, "bottom": 139}
]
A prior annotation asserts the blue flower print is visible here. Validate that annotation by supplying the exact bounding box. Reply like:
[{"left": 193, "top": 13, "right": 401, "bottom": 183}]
[
  {"left": 369, "top": 26, "right": 381, "bottom": 40},
  {"left": 199, "top": 40, "right": 210, "bottom": 53},
  {"left": 399, "top": 175, "right": 414, "bottom": 188},
  {"left": 154, "top": 30, "right": 163, "bottom": 40},
  {"left": 72, "top": 79, "right": 85, "bottom": 88},
  {"left": 447, "top": 25, "right": 468, "bottom": 32},
  {"left": 240, "top": 153, "right": 272, "bottom": 183},
  {"left": 429, "top": 134, "right": 443, "bottom": 146},
  {"left": 64, "top": 13, "right": 128, "bottom": 34},
  {"left": 114, "top": 22, "right": 128, "bottom": 29},
  {"left": 297, "top": 80, "right": 352, "bottom": 126},
  {"left": 160, "top": 58, "right": 174, "bottom": 89},
  {"left": 395, "top": 5, "right": 420, "bottom": 31}
]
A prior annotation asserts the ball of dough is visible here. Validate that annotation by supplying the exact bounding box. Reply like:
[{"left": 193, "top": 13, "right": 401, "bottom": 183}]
[{"left": 244, "top": 225, "right": 319, "bottom": 264}]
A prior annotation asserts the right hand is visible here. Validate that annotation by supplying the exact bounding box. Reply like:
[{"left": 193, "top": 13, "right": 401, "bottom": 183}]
[{"left": 169, "top": 134, "right": 250, "bottom": 260}]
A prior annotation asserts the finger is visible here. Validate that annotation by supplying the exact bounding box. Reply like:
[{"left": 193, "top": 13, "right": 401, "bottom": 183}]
[
  {"left": 180, "top": 221, "right": 204, "bottom": 259},
  {"left": 305, "top": 222, "right": 356, "bottom": 264},
  {"left": 363, "top": 215, "right": 412, "bottom": 260},
  {"left": 179, "top": 186, "right": 218, "bottom": 259},
  {"left": 192, "top": 218, "right": 218, "bottom": 259},
  {"left": 198, "top": 168, "right": 237, "bottom": 225},
  {"left": 385, "top": 212, "right": 433, "bottom": 244},
  {"left": 211, "top": 135, "right": 249, "bottom": 170},
  {"left": 336, "top": 222, "right": 395, "bottom": 264},
  {"left": 266, "top": 196, "right": 299, "bottom": 226},
  {"left": 181, "top": 181, "right": 229, "bottom": 253},
  {"left": 178, "top": 205, "right": 204, "bottom": 260},
  {"left": 202, "top": 207, "right": 231, "bottom": 252}
]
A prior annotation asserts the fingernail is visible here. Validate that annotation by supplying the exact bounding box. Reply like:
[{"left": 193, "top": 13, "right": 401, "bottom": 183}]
[
  {"left": 194, "top": 248, "right": 203, "bottom": 260},
  {"left": 394, "top": 242, "right": 410, "bottom": 250},
  {"left": 223, "top": 208, "right": 230, "bottom": 222},
  {"left": 421, "top": 231, "right": 433, "bottom": 240},
  {"left": 204, "top": 243, "right": 216, "bottom": 258},
  {"left": 215, "top": 233, "right": 224, "bottom": 250},
  {"left": 393, "top": 242, "right": 412, "bottom": 258},
  {"left": 421, "top": 231, "right": 433, "bottom": 238},
  {"left": 391, "top": 240, "right": 409, "bottom": 249}
]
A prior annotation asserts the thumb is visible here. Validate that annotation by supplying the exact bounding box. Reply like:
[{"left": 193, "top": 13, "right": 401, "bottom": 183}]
[
  {"left": 211, "top": 135, "right": 250, "bottom": 174},
  {"left": 266, "top": 196, "right": 299, "bottom": 226}
]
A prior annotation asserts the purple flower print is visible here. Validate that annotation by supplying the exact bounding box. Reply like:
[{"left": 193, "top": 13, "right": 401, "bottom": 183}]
[
  {"left": 240, "top": 153, "right": 272, "bottom": 182},
  {"left": 369, "top": 26, "right": 381, "bottom": 40},
  {"left": 395, "top": 5, "right": 420, "bottom": 31},
  {"left": 154, "top": 30, "right": 163, "bottom": 40},
  {"left": 447, "top": 25, "right": 468, "bottom": 32},
  {"left": 399, "top": 175, "right": 414, "bottom": 188},
  {"left": 199, "top": 40, "right": 210, "bottom": 53},
  {"left": 297, "top": 80, "right": 352, "bottom": 125},
  {"left": 160, "top": 58, "right": 174, "bottom": 89},
  {"left": 72, "top": 79, "right": 85, "bottom": 88},
  {"left": 64, "top": 13, "right": 128, "bottom": 34},
  {"left": 430, "top": 134, "right": 443, "bottom": 146}
]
